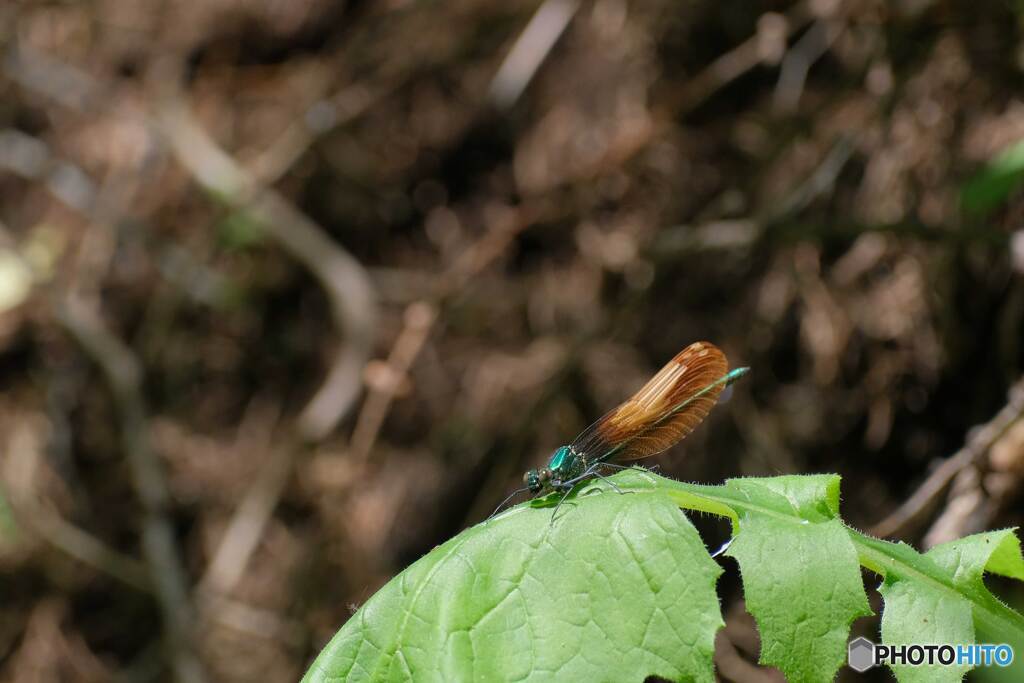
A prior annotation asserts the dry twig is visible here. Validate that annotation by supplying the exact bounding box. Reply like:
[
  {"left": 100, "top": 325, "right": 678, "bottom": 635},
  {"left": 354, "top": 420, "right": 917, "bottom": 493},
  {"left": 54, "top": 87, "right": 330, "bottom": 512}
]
[
  {"left": 489, "top": 0, "right": 581, "bottom": 109},
  {"left": 59, "top": 297, "right": 207, "bottom": 683},
  {"left": 922, "top": 377, "right": 1024, "bottom": 547},
  {"left": 156, "top": 98, "right": 377, "bottom": 443},
  {"left": 347, "top": 204, "right": 535, "bottom": 472},
  {"left": 871, "top": 376, "right": 1024, "bottom": 540},
  {"left": 152, "top": 77, "right": 379, "bottom": 599},
  {"left": 564, "top": 1, "right": 815, "bottom": 183},
  {"left": 23, "top": 504, "right": 152, "bottom": 592}
]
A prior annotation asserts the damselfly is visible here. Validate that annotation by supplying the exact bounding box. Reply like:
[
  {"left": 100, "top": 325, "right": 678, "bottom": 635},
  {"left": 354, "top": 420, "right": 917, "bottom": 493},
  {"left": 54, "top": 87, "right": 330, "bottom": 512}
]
[{"left": 497, "top": 341, "right": 747, "bottom": 517}]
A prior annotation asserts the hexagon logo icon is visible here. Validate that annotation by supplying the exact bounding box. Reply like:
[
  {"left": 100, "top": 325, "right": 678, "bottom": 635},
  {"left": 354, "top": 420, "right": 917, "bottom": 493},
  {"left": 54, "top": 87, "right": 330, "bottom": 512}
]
[{"left": 848, "top": 637, "right": 876, "bottom": 672}]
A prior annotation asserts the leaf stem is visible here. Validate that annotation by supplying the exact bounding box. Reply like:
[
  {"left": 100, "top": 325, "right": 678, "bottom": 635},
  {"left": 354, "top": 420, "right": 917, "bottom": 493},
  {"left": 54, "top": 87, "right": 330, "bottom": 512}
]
[{"left": 850, "top": 530, "right": 1024, "bottom": 649}]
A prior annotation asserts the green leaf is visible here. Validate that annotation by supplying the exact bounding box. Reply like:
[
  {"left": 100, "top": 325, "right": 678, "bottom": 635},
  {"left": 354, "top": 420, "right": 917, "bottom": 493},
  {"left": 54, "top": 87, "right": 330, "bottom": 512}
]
[
  {"left": 981, "top": 531, "right": 1024, "bottom": 581},
  {"left": 713, "top": 477, "right": 871, "bottom": 682},
  {"left": 879, "top": 574, "right": 973, "bottom": 683},
  {"left": 961, "top": 138, "right": 1024, "bottom": 216},
  {"left": 0, "top": 485, "right": 14, "bottom": 541},
  {"left": 306, "top": 472, "right": 1024, "bottom": 683},
  {"left": 871, "top": 529, "right": 1024, "bottom": 683},
  {"left": 303, "top": 478, "right": 723, "bottom": 683},
  {"left": 216, "top": 209, "right": 265, "bottom": 250}
]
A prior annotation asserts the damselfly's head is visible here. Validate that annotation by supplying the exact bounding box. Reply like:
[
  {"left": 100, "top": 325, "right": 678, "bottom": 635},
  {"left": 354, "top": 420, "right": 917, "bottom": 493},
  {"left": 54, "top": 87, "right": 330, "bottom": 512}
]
[
  {"left": 524, "top": 445, "right": 577, "bottom": 494},
  {"left": 523, "top": 467, "right": 553, "bottom": 494}
]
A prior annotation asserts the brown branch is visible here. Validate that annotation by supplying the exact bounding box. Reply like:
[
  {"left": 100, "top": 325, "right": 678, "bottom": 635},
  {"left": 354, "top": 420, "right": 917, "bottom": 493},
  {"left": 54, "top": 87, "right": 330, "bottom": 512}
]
[
  {"left": 58, "top": 296, "right": 207, "bottom": 683},
  {"left": 11, "top": 495, "right": 152, "bottom": 593},
  {"left": 558, "top": 2, "right": 815, "bottom": 185},
  {"left": 13, "top": 490, "right": 294, "bottom": 646},
  {"left": 347, "top": 204, "right": 534, "bottom": 472},
  {"left": 922, "top": 378, "right": 1024, "bottom": 547},
  {"left": 152, "top": 77, "right": 378, "bottom": 601},
  {"left": 871, "top": 376, "right": 1024, "bottom": 539},
  {"left": 6, "top": 45, "right": 378, "bottom": 604},
  {"left": 714, "top": 630, "right": 785, "bottom": 683},
  {"left": 772, "top": 18, "right": 842, "bottom": 113},
  {"left": 488, "top": 0, "right": 581, "bottom": 109},
  {"left": 4, "top": 59, "right": 207, "bottom": 676},
  {"left": 348, "top": 301, "right": 437, "bottom": 466},
  {"left": 156, "top": 97, "right": 377, "bottom": 443},
  {"left": 7, "top": 46, "right": 378, "bottom": 441},
  {"left": 197, "top": 450, "right": 294, "bottom": 596},
  {"left": 249, "top": 83, "right": 388, "bottom": 186}
]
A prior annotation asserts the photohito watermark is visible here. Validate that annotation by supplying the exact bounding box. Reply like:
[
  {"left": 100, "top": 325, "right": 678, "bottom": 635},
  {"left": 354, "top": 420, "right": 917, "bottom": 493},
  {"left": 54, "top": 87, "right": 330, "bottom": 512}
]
[{"left": 847, "top": 637, "right": 1014, "bottom": 672}]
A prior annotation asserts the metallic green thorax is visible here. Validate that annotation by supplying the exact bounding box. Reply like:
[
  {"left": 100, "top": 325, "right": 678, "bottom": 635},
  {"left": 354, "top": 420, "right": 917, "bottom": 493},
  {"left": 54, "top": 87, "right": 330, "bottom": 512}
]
[
  {"left": 523, "top": 445, "right": 586, "bottom": 494},
  {"left": 548, "top": 445, "right": 586, "bottom": 482},
  {"left": 547, "top": 445, "right": 577, "bottom": 474}
]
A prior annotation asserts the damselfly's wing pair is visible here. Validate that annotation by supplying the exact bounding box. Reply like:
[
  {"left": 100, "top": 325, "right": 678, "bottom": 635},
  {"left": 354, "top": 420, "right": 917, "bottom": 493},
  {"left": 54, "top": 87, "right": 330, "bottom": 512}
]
[{"left": 571, "top": 341, "right": 745, "bottom": 467}]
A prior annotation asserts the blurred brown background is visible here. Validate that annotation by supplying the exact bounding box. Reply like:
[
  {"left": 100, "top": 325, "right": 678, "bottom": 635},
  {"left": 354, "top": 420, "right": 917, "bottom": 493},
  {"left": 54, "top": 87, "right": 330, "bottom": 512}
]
[{"left": 1, "top": 0, "right": 1024, "bottom": 681}]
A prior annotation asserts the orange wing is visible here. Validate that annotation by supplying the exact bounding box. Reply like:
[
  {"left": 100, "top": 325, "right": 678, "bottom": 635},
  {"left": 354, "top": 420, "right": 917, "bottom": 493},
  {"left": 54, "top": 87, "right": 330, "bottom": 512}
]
[{"left": 571, "top": 342, "right": 729, "bottom": 462}]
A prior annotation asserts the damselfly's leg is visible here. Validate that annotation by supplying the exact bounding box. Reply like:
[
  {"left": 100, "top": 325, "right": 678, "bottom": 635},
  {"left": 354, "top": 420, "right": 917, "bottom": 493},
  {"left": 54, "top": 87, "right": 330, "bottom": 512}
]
[
  {"left": 589, "top": 469, "right": 626, "bottom": 494},
  {"left": 547, "top": 464, "right": 640, "bottom": 524},
  {"left": 559, "top": 464, "right": 630, "bottom": 494},
  {"left": 487, "top": 486, "right": 530, "bottom": 521},
  {"left": 556, "top": 463, "right": 605, "bottom": 491},
  {"left": 548, "top": 487, "right": 576, "bottom": 525}
]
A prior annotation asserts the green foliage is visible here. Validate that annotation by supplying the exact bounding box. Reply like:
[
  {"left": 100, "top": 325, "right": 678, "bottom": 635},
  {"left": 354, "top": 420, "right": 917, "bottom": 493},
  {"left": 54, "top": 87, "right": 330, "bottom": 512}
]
[
  {"left": 304, "top": 471, "right": 1024, "bottom": 683},
  {"left": 0, "top": 486, "right": 14, "bottom": 541},
  {"left": 718, "top": 478, "right": 871, "bottom": 681},
  {"left": 216, "top": 209, "right": 266, "bottom": 250},
  {"left": 867, "top": 531, "right": 1024, "bottom": 683},
  {"left": 304, "top": 482, "right": 723, "bottom": 682},
  {"left": 961, "top": 138, "right": 1024, "bottom": 216}
]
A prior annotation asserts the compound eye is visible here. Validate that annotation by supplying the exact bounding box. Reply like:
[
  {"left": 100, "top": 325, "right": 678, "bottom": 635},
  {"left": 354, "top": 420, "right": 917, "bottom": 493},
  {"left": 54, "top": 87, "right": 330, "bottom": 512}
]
[
  {"left": 538, "top": 468, "right": 551, "bottom": 483},
  {"left": 523, "top": 470, "right": 542, "bottom": 493}
]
